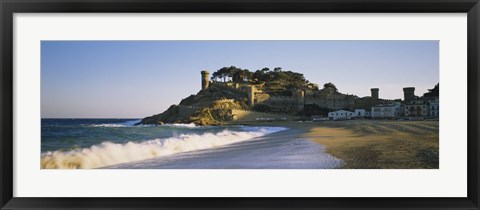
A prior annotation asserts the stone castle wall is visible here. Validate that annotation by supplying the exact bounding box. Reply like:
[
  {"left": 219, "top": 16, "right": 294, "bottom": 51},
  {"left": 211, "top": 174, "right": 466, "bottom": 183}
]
[
  {"left": 231, "top": 109, "right": 292, "bottom": 121},
  {"left": 256, "top": 92, "right": 355, "bottom": 111},
  {"left": 178, "top": 104, "right": 292, "bottom": 122},
  {"left": 304, "top": 95, "right": 355, "bottom": 110},
  {"left": 208, "top": 81, "right": 355, "bottom": 112}
]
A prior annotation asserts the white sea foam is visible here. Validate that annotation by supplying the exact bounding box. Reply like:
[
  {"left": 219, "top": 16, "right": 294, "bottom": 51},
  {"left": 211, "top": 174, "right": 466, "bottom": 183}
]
[
  {"left": 87, "top": 120, "right": 142, "bottom": 127},
  {"left": 89, "top": 123, "right": 126, "bottom": 127},
  {"left": 41, "top": 127, "right": 287, "bottom": 169},
  {"left": 162, "top": 123, "right": 200, "bottom": 128},
  {"left": 121, "top": 120, "right": 142, "bottom": 126}
]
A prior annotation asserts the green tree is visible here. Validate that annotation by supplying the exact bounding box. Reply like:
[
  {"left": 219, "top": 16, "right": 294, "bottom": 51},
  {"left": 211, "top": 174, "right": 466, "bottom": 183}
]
[
  {"left": 423, "top": 83, "right": 439, "bottom": 97},
  {"left": 213, "top": 66, "right": 253, "bottom": 83},
  {"left": 213, "top": 66, "right": 309, "bottom": 90},
  {"left": 323, "top": 82, "right": 338, "bottom": 92}
]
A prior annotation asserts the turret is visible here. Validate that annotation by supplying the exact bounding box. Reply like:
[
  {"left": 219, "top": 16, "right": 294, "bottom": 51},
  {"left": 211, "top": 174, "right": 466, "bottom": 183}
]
[
  {"left": 201, "top": 70, "right": 210, "bottom": 90},
  {"left": 403, "top": 87, "right": 415, "bottom": 102},
  {"left": 371, "top": 88, "right": 379, "bottom": 100}
]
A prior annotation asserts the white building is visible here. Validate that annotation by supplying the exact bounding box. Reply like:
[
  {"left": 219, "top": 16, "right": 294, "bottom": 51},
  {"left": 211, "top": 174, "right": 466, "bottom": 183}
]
[
  {"left": 429, "top": 98, "right": 439, "bottom": 117},
  {"left": 354, "top": 109, "right": 366, "bottom": 117},
  {"left": 405, "top": 100, "right": 429, "bottom": 117},
  {"left": 328, "top": 110, "right": 355, "bottom": 120},
  {"left": 371, "top": 102, "right": 402, "bottom": 118},
  {"left": 365, "top": 111, "right": 372, "bottom": 117}
]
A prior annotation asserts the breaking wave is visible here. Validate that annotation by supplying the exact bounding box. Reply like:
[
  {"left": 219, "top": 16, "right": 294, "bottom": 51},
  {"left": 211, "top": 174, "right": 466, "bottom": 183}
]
[
  {"left": 86, "top": 120, "right": 143, "bottom": 127},
  {"left": 86, "top": 121, "right": 201, "bottom": 128},
  {"left": 41, "top": 127, "right": 287, "bottom": 169},
  {"left": 161, "top": 123, "right": 205, "bottom": 129},
  {"left": 89, "top": 123, "right": 126, "bottom": 128}
]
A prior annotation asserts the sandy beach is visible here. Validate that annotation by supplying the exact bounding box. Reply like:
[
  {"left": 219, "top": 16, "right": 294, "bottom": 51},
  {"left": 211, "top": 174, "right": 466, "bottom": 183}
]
[
  {"left": 304, "top": 120, "right": 439, "bottom": 169},
  {"left": 230, "top": 120, "right": 439, "bottom": 169}
]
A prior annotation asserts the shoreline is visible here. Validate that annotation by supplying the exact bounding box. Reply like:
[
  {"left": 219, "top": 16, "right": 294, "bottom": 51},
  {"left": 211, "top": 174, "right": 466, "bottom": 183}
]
[
  {"left": 41, "top": 124, "right": 287, "bottom": 169},
  {"left": 42, "top": 120, "right": 438, "bottom": 169},
  {"left": 107, "top": 124, "right": 341, "bottom": 169},
  {"left": 228, "top": 120, "right": 439, "bottom": 169}
]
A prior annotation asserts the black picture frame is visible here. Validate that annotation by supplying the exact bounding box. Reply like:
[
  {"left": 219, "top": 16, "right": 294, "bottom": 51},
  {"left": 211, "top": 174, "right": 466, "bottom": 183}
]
[{"left": 1, "top": 0, "right": 479, "bottom": 209}]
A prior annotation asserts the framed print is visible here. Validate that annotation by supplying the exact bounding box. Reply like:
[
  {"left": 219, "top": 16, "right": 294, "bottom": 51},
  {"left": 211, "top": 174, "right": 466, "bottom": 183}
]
[{"left": 1, "top": 0, "right": 479, "bottom": 209}]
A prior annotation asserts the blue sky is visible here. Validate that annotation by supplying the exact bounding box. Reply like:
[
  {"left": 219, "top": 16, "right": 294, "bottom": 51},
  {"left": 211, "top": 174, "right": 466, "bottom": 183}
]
[{"left": 41, "top": 41, "right": 439, "bottom": 118}]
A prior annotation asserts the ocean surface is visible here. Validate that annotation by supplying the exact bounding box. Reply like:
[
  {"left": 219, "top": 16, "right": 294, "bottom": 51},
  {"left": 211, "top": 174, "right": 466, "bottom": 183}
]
[{"left": 41, "top": 119, "right": 341, "bottom": 169}]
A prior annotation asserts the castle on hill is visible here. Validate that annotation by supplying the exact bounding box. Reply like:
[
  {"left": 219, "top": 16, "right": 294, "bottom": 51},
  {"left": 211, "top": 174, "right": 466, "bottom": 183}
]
[
  {"left": 200, "top": 69, "right": 439, "bottom": 121},
  {"left": 201, "top": 70, "right": 355, "bottom": 112},
  {"left": 138, "top": 68, "right": 438, "bottom": 125}
]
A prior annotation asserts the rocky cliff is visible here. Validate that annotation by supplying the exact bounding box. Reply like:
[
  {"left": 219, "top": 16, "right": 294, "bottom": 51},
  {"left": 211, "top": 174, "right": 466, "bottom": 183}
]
[{"left": 137, "top": 84, "right": 249, "bottom": 126}]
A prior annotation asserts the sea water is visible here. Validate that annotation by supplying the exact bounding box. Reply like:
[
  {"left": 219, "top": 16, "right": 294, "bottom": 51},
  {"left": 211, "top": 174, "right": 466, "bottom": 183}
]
[{"left": 41, "top": 119, "right": 341, "bottom": 169}]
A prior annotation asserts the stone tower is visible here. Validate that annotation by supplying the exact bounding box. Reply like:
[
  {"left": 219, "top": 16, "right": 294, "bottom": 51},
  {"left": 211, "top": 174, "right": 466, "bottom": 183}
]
[
  {"left": 201, "top": 70, "right": 210, "bottom": 90},
  {"left": 248, "top": 85, "right": 255, "bottom": 107},
  {"left": 371, "top": 88, "right": 379, "bottom": 100},
  {"left": 403, "top": 87, "right": 415, "bottom": 102},
  {"left": 295, "top": 89, "right": 305, "bottom": 111}
]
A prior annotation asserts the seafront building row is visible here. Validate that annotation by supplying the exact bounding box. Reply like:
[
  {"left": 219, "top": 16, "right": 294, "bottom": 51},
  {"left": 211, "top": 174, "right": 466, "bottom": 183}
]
[{"left": 326, "top": 88, "right": 439, "bottom": 120}]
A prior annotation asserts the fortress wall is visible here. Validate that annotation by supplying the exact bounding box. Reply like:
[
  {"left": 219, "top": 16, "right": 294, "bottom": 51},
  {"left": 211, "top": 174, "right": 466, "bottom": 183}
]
[
  {"left": 305, "top": 96, "right": 316, "bottom": 104},
  {"left": 231, "top": 109, "right": 292, "bottom": 121},
  {"left": 261, "top": 95, "right": 301, "bottom": 112},
  {"left": 264, "top": 94, "right": 355, "bottom": 111},
  {"left": 270, "top": 95, "right": 357, "bottom": 105},
  {"left": 269, "top": 95, "right": 297, "bottom": 103},
  {"left": 301, "top": 96, "right": 355, "bottom": 110}
]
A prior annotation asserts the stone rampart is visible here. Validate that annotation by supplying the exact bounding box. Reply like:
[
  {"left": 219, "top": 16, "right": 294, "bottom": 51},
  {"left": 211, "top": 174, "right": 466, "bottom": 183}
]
[{"left": 231, "top": 109, "right": 292, "bottom": 121}]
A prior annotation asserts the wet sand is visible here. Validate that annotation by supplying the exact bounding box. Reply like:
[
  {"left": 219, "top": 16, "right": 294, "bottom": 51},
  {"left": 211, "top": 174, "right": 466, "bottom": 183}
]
[{"left": 230, "top": 120, "right": 439, "bottom": 169}]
